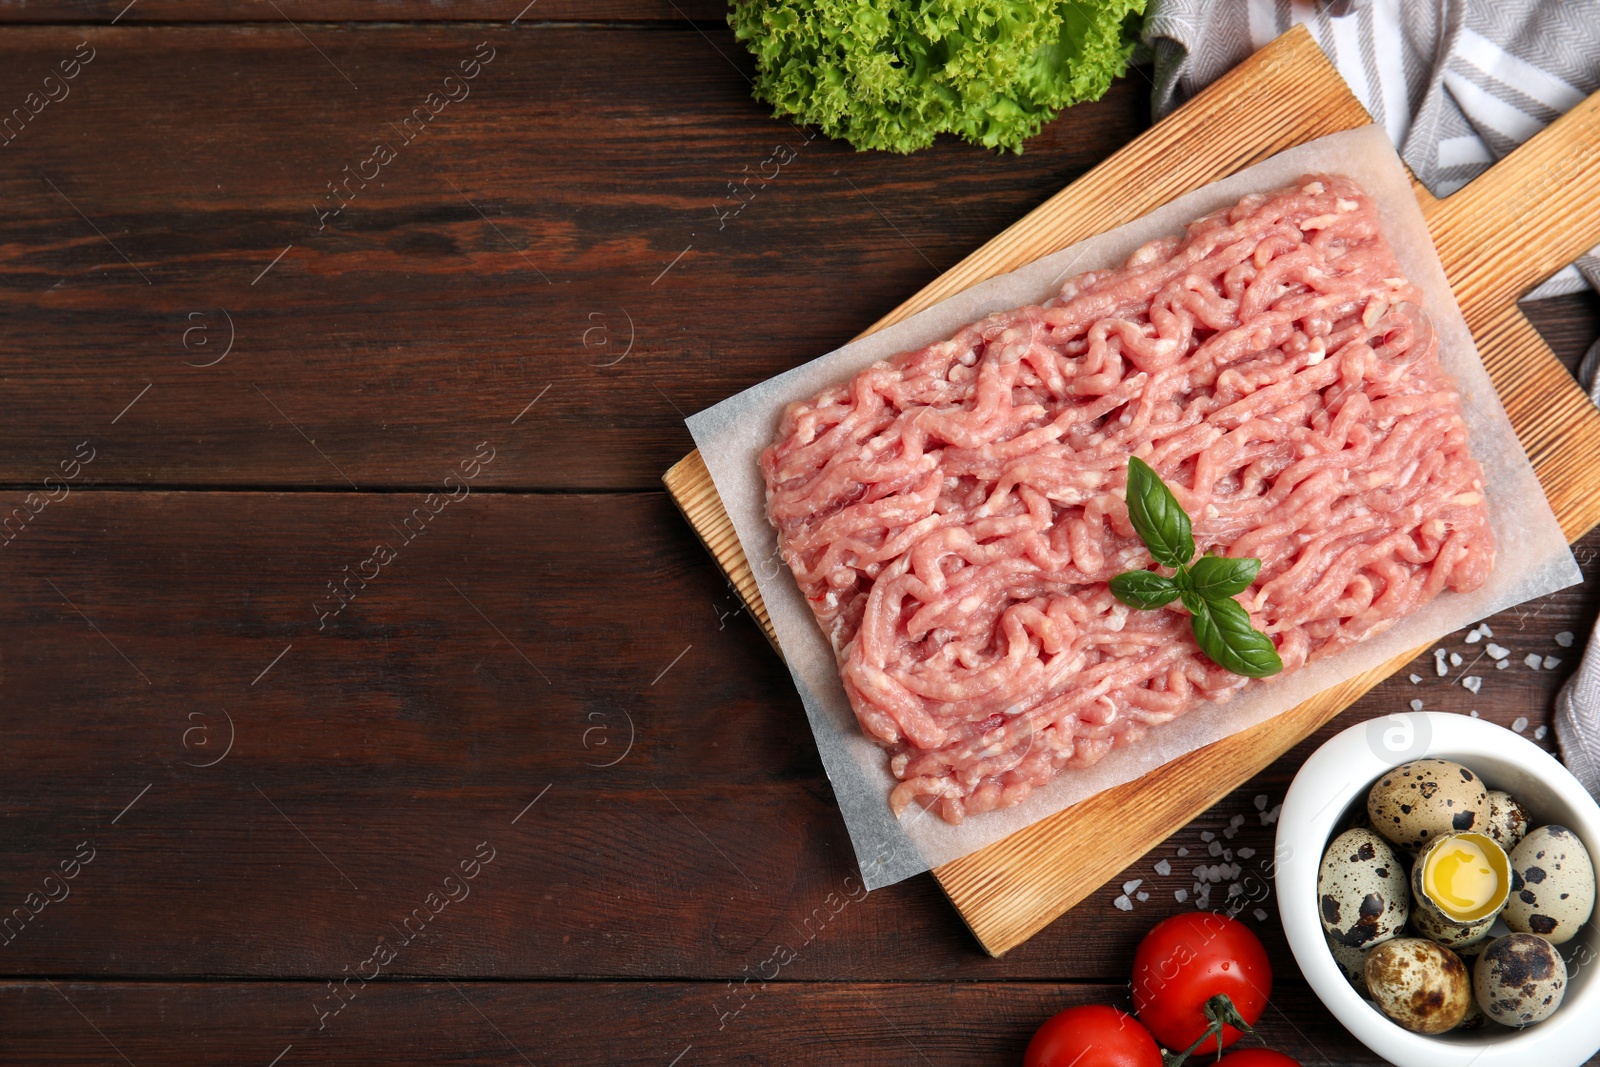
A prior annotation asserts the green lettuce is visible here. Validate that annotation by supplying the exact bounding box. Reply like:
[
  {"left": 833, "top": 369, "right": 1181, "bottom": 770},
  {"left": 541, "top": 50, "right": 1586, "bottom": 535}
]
[{"left": 729, "top": 0, "right": 1146, "bottom": 153}]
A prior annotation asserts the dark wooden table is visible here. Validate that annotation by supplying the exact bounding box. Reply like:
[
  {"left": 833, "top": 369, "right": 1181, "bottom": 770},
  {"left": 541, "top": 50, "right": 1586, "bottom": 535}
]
[{"left": 2, "top": 5, "right": 1597, "bottom": 1064}]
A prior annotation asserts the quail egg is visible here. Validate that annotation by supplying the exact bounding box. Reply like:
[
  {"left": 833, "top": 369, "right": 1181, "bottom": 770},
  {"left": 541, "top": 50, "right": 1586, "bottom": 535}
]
[
  {"left": 1474, "top": 932, "right": 1567, "bottom": 1026},
  {"left": 1485, "top": 790, "right": 1532, "bottom": 851},
  {"left": 1364, "top": 937, "right": 1471, "bottom": 1034},
  {"left": 1409, "top": 831, "right": 1510, "bottom": 948},
  {"left": 1325, "top": 932, "right": 1370, "bottom": 997},
  {"left": 1368, "top": 759, "right": 1489, "bottom": 852},
  {"left": 1504, "top": 824, "right": 1596, "bottom": 944},
  {"left": 1319, "top": 827, "right": 1409, "bottom": 949}
]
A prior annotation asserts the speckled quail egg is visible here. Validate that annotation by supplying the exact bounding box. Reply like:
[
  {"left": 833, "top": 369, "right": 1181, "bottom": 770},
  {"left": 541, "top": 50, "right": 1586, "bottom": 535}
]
[
  {"left": 1453, "top": 941, "right": 1490, "bottom": 1032},
  {"left": 1474, "top": 932, "right": 1567, "bottom": 1026},
  {"left": 1368, "top": 759, "right": 1490, "bottom": 852},
  {"left": 1504, "top": 824, "right": 1596, "bottom": 944},
  {"left": 1325, "top": 932, "right": 1370, "bottom": 997},
  {"left": 1409, "top": 831, "right": 1510, "bottom": 949},
  {"left": 1364, "top": 937, "right": 1471, "bottom": 1034},
  {"left": 1485, "top": 790, "right": 1532, "bottom": 851},
  {"left": 1319, "top": 828, "right": 1409, "bottom": 950}
]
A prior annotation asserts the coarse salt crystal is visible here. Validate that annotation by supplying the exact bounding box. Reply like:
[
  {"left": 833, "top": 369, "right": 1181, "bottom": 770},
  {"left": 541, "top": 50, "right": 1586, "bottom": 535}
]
[
  {"left": 1262, "top": 804, "right": 1282, "bottom": 826},
  {"left": 1451, "top": 653, "right": 1462, "bottom": 667},
  {"left": 1470, "top": 710, "right": 1480, "bottom": 717},
  {"left": 1465, "top": 630, "right": 1482, "bottom": 644},
  {"left": 1254, "top": 908, "right": 1269, "bottom": 922},
  {"left": 1434, "top": 649, "right": 1448, "bottom": 676},
  {"left": 1209, "top": 841, "right": 1223, "bottom": 856},
  {"left": 1513, "top": 717, "right": 1529, "bottom": 733},
  {"left": 1123, "top": 879, "right": 1143, "bottom": 895},
  {"left": 1201, "top": 831, "right": 1216, "bottom": 841},
  {"left": 1228, "top": 883, "right": 1244, "bottom": 898},
  {"left": 1238, "top": 848, "right": 1256, "bottom": 859},
  {"left": 1177, "top": 847, "right": 1189, "bottom": 857},
  {"left": 1114, "top": 894, "right": 1133, "bottom": 911},
  {"left": 1410, "top": 699, "right": 1424, "bottom": 712},
  {"left": 1496, "top": 660, "right": 1509, "bottom": 670},
  {"left": 1137, "top": 891, "right": 1149, "bottom": 902},
  {"left": 1486, "top": 643, "right": 1510, "bottom": 660},
  {"left": 1175, "top": 889, "right": 1189, "bottom": 902},
  {"left": 1254, "top": 795, "right": 1268, "bottom": 811},
  {"left": 1525, "top": 653, "right": 1543, "bottom": 669},
  {"left": 1409, "top": 673, "right": 1422, "bottom": 684},
  {"left": 1154, "top": 859, "right": 1172, "bottom": 876},
  {"left": 1556, "top": 631, "right": 1575, "bottom": 648},
  {"left": 1462, "top": 676, "right": 1482, "bottom": 694},
  {"left": 1535, "top": 725, "right": 1549, "bottom": 740},
  {"left": 1480, "top": 624, "right": 1494, "bottom": 638},
  {"left": 1545, "top": 656, "right": 1562, "bottom": 670}
]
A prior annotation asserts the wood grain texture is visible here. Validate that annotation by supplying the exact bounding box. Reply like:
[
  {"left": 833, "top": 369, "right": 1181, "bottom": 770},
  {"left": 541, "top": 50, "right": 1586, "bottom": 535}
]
[
  {"left": 665, "top": 25, "right": 1600, "bottom": 955},
  {"left": 0, "top": 1, "right": 729, "bottom": 21},
  {"left": 0, "top": 978, "right": 1404, "bottom": 1066},
  {"left": 0, "top": 24, "right": 1146, "bottom": 489}
]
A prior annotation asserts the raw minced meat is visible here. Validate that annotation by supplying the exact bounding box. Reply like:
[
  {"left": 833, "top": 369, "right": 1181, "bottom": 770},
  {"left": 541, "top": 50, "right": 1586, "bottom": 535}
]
[{"left": 761, "top": 176, "right": 1495, "bottom": 825}]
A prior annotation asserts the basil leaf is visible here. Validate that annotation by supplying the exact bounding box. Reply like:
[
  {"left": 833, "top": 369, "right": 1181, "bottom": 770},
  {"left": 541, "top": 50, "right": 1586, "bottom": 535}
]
[
  {"left": 1125, "top": 457, "right": 1194, "bottom": 569},
  {"left": 1187, "top": 555, "right": 1261, "bottom": 599},
  {"left": 1109, "top": 570, "right": 1181, "bottom": 611},
  {"left": 1186, "top": 594, "right": 1283, "bottom": 679}
]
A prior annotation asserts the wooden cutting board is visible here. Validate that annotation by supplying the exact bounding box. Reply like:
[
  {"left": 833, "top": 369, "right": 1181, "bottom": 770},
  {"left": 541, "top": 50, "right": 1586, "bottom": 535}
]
[{"left": 663, "top": 24, "right": 1600, "bottom": 957}]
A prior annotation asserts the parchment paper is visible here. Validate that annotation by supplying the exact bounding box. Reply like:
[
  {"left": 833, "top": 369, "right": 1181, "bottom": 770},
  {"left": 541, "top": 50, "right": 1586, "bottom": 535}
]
[{"left": 686, "top": 125, "right": 1582, "bottom": 890}]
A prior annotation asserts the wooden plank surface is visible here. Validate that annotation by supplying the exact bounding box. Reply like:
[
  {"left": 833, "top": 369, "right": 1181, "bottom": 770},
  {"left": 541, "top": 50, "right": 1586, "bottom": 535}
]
[
  {"left": 0, "top": 1, "right": 729, "bottom": 20},
  {"left": 665, "top": 26, "right": 1600, "bottom": 955},
  {"left": 2, "top": 10, "right": 1599, "bottom": 1066},
  {"left": 0, "top": 24, "right": 1145, "bottom": 489},
  {"left": 0, "top": 978, "right": 1400, "bottom": 1066}
]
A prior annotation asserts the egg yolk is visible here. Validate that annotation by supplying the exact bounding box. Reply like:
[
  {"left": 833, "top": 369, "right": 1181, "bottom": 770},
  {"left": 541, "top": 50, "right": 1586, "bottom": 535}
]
[{"left": 1424, "top": 834, "right": 1506, "bottom": 921}]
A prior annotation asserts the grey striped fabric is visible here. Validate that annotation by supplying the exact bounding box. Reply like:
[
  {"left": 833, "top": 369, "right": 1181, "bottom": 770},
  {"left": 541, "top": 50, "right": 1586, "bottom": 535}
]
[
  {"left": 1143, "top": 0, "right": 1600, "bottom": 301},
  {"left": 1143, "top": 0, "right": 1600, "bottom": 796}
]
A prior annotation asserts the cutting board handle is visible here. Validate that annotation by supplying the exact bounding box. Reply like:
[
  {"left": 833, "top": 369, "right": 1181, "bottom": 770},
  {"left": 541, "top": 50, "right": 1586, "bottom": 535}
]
[{"left": 1431, "top": 90, "right": 1600, "bottom": 312}]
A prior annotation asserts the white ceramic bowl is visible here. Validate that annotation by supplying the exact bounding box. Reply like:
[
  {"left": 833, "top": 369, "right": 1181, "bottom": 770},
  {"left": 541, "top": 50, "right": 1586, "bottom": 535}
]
[{"left": 1278, "top": 712, "right": 1600, "bottom": 1067}]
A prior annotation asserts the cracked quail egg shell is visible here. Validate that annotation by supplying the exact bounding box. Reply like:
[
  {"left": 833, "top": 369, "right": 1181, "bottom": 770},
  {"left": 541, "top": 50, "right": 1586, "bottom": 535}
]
[
  {"left": 1485, "top": 790, "right": 1532, "bottom": 850},
  {"left": 1319, "top": 827, "right": 1409, "bottom": 950},
  {"left": 1367, "top": 759, "right": 1490, "bottom": 852},
  {"left": 1474, "top": 932, "right": 1567, "bottom": 1026},
  {"left": 1504, "top": 824, "right": 1595, "bottom": 945}
]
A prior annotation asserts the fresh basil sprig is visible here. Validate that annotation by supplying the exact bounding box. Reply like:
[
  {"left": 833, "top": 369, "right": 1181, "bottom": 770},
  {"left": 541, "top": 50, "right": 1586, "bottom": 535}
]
[{"left": 1108, "top": 457, "right": 1283, "bottom": 679}]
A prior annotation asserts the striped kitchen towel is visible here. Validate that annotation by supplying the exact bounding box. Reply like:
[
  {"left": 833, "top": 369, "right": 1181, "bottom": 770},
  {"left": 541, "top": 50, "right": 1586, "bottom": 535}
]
[{"left": 1142, "top": 0, "right": 1600, "bottom": 303}]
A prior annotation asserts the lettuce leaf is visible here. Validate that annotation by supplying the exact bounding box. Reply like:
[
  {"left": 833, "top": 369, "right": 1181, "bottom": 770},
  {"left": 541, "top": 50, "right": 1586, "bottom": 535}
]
[{"left": 729, "top": 0, "right": 1146, "bottom": 153}]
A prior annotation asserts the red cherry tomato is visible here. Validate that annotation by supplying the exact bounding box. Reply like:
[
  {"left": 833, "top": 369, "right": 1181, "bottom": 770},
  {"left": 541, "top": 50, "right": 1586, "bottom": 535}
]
[
  {"left": 1215, "top": 1052, "right": 1302, "bottom": 1067},
  {"left": 1023, "top": 1004, "right": 1162, "bottom": 1067},
  {"left": 1132, "top": 912, "right": 1272, "bottom": 1057}
]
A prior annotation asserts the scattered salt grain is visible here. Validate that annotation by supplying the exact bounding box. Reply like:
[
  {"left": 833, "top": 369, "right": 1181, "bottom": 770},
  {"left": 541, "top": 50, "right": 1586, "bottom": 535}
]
[
  {"left": 1175, "top": 889, "right": 1189, "bottom": 902},
  {"left": 1486, "top": 643, "right": 1510, "bottom": 660},
  {"left": 1450, "top": 653, "right": 1463, "bottom": 667},
  {"left": 1254, "top": 795, "right": 1268, "bottom": 811},
  {"left": 1209, "top": 841, "right": 1223, "bottom": 857},
  {"left": 1512, "top": 717, "right": 1528, "bottom": 733},
  {"left": 1408, "top": 673, "right": 1422, "bottom": 684},
  {"left": 1137, "top": 891, "right": 1149, "bottom": 902},
  {"left": 1261, "top": 804, "right": 1282, "bottom": 826},
  {"left": 1525, "top": 653, "right": 1543, "bottom": 670},
  {"left": 1201, "top": 831, "right": 1216, "bottom": 842},
  {"left": 1154, "top": 859, "right": 1172, "bottom": 877},
  {"left": 1230, "top": 814, "right": 1246, "bottom": 827},
  {"left": 1177, "top": 847, "right": 1189, "bottom": 857},
  {"left": 1410, "top": 699, "right": 1424, "bottom": 712},
  {"left": 1462, "top": 676, "right": 1482, "bottom": 694},
  {"left": 1223, "top": 849, "right": 1233, "bottom": 862},
  {"left": 1480, "top": 624, "right": 1494, "bottom": 638},
  {"left": 1223, "top": 826, "right": 1237, "bottom": 840},
  {"left": 1238, "top": 848, "right": 1256, "bottom": 859},
  {"left": 1114, "top": 894, "right": 1133, "bottom": 911},
  {"left": 1556, "top": 631, "right": 1575, "bottom": 648},
  {"left": 1434, "top": 648, "right": 1448, "bottom": 676},
  {"left": 1496, "top": 659, "right": 1509, "bottom": 669},
  {"left": 1465, "top": 630, "right": 1482, "bottom": 644},
  {"left": 1470, "top": 710, "right": 1480, "bottom": 717},
  {"left": 1123, "top": 879, "right": 1143, "bottom": 895},
  {"left": 1535, "top": 725, "right": 1549, "bottom": 740},
  {"left": 1545, "top": 656, "right": 1562, "bottom": 670},
  {"left": 1253, "top": 908, "right": 1269, "bottom": 922},
  {"left": 1228, "top": 883, "right": 1244, "bottom": 898}
]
